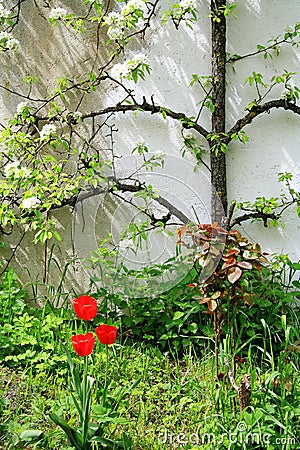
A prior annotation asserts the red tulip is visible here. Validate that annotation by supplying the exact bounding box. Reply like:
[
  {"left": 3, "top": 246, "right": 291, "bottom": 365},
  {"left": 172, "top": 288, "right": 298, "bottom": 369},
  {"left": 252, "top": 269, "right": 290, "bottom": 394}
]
[
  {"left": 73, "top": 295, "right": 98, "bottom": 321},
  {"left": 95, "top": 324, "right": 117, "bottom": 345},
  {"left": 71, "top": 333, "right": 95, "bottom": 356}
]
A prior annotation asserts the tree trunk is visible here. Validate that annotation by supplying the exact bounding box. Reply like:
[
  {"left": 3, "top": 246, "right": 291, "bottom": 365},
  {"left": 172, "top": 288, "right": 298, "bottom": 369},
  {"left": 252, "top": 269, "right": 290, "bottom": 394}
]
[{"left": 210, "top": 0, "right": 228, "bottom": 222}]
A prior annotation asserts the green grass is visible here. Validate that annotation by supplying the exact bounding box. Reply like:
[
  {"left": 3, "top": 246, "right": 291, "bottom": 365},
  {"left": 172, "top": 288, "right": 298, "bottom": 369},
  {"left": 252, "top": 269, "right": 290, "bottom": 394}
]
[{"left": 1, "top": 341, "right": 299, "bottom": 449}]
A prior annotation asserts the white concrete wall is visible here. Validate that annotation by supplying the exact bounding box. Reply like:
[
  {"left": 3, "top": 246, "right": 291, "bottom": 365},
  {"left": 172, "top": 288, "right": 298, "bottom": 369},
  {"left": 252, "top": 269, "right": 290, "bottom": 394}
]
[{"left": 1, "top": 0, "right": 299, "bottom": 296}]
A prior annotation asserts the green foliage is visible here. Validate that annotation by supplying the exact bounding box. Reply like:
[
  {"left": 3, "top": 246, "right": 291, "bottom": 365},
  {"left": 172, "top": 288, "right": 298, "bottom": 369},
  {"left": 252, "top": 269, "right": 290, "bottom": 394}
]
[
  {"left": 161, "top": 1, "right": 198, "bottom": 29},
  {"left": 0, "top": 257, "right": 299, "bottom": 449},
  {"left": 0, "top": 270, "right": 72, "bottom": 372}
]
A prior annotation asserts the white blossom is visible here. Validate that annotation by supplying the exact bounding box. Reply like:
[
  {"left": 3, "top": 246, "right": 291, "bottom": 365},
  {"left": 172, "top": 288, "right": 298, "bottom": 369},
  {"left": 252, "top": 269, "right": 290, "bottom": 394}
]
[
  {"left": 111, "top": 62, "right": 131, "bottom": 79},
  {"left": 4, "top": 161, "right": 31, "bottom": 178},
  {"left": 136, "top": 17, "right": 145, "bottom": 29},
  {"left": 17, "top": 102, "right": 29, "bottom": 114},
  {"left": 49, "top": 7, "right": 68, "bottom": 20},
  {"left": 136, "top": 139, "right": 147, "bottom": 149},
  {"left": 0, "top": 31, "right": 10, "bottom": 40},
  {"left": 107, "top": 26, "right": 124, "bottom": 41},
  {"left": 179, "top": 0, "right": 197, "bottom": 10},
  {"left": 40, "top": 124, "right": 57, "bottom": 140},
  {"left": 73, "top": 111, "right": 82, "bottom": 120},
  {"left": 0, "top": 4, "right": 10, "bottom": 18},
  {"left": 129, "top": 0, "right": 145, "bottom": 9},
  {"left": 104, "top": 11, "right": 122, "bottom": 26},
  {"left": 130, "top": 53, "right": 148, "bottom": 68},
  {"left": 21, "top": 196, "right": 41, "bottom": 209},
  {"left": 0, "top": 31, "right": 19, "bottom": 51},
  {"left": 6, "top": 37, "right": 19, "bottom": 50},
  {"left": 119, "top": 238, "right": 134, "bottom": 250},
  {"left": 155, "top": 150, "right": 166, "bottom": 159},
  {"left": 184, "top": 131, "right": 195, "bottom": 140},
  {"left": 4, "top": 161, "right": 20, "bottom": 177},
  {"left": 111, "top": 54, "right": 148, "bottom": 80},
  {"left": 121, "top": 0, "right": 145, "bottom": 16},
  {"left": 19, "top": 167, "right": 31, "bottom": 178}
]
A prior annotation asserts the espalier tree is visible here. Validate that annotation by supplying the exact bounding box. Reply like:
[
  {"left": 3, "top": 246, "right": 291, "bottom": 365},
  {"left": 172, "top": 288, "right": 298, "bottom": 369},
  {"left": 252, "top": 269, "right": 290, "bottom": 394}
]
[{"left": 0, "top": 0, "right": 300, "bottom": 273}]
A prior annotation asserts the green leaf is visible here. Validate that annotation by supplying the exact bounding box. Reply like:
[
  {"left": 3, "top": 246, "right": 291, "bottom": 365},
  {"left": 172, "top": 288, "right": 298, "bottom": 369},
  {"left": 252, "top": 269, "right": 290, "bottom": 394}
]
[
  {"left": 89, "top": 436, "right": 126, "bottom": 448},
  {"left": 173, "top": 311, "right": 185, "bottom": 320},
  {"left": 19, "top": 430, "right": 43, "bottom": 441}
]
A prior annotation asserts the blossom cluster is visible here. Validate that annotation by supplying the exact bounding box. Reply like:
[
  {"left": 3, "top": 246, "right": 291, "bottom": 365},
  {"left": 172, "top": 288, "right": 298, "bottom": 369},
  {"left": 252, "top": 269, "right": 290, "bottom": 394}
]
[
  {"left": 21, "top": 196, "right": 41, "bottom": 209},
  {"left": 40, "top": 124, "right": 57, "bottom": 141},
  {"left": 0, "top": 30, "right": 19, "bottom": 51},
  {"left": 0, "top": 2, "right": 10, "bottom": 19},
  {"left": 16, "top": 102, "right": 29, "bottom": 115},
  {"left": 119, "top": 238, "right": 134, "bottom": 250},
  {"left": 49, "top": 7, "right": 68, "bottom": 20},
  {"left": 179, "top": 0, "right": 197, "bottom": 10},
  {"left": 4, "top": 161, "right": 31, "bottom": 179},
  {"left": 104, "top": 0, "right": 145, "bottom": 41},
  {"left": 111, "top": 53, "right": 148, "bottom": 80},
  {"left": 72, "top": 110, "right": 82, "bottom": 120},
  {"left": 155, "top": 150, "right": 166, "bottom": 160},
  {"left": 122, "top": 0, "right": 145, "bottom": 16}
]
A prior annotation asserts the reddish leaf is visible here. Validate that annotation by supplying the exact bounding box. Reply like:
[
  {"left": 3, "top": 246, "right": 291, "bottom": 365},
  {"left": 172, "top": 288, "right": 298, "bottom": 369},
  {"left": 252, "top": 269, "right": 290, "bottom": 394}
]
[
  {"left": 237, "top": 261, "right": 253, "bottom": 270},
  {"left": 253, "top": 262, "right": 263, "bottom": 273},
  {"left": 243, "top": 293, "right": 254, "bottom": 306},
  {"left": 202, "top": 241, "right": 210, "bottom": 252},
  {"left": 227, "top": 266, "right": 242, "bottom": 284},
  {"left": 208, "top": 299, "right": 218, "bottom": 311},
  {"left": 229, "top": 229, "right": 242, "bottom": 240},
  {"left": 222, "top": 257, "right": 237, "bottom": 269},
  {"left": 224, "top": 248, "right": 240, "bottom": 258},
  {"left": 199, "top": 297, "right": 211, "bottom": 304}
]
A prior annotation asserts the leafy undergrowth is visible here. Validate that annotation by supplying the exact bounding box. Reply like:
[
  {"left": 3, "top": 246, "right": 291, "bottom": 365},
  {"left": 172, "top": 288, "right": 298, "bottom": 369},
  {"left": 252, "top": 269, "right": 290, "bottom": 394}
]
[
  {"left": 0, "top": 263, "right": 300, "bottom": 449},
  {"left": 1, "top": 344, "right": 300, "bottom": 449}
]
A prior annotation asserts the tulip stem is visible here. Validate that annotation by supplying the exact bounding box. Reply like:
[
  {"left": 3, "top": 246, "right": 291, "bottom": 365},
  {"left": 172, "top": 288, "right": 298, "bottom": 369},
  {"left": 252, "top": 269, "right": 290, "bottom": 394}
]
[
  {"left": 103, "top": 345, "right": 109, "bottom": 407},
  {"left": 82, "top": 355, "right": 89, "bottom": 448}
]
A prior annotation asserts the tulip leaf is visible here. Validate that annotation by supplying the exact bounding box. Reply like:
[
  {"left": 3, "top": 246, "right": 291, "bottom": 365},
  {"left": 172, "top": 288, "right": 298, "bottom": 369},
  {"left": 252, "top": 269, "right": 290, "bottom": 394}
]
[
  {"left": 49, "top": 413, "right": 83, "bottom": 450},
  {"left": 89, "top": 436, "right": 126, "bottom": 448},
  {"left": 60, "top": 342, "right": 82, "bottom": 399},
  {"left": 96, "top": 416, "right": 129, "bottom": 424}
]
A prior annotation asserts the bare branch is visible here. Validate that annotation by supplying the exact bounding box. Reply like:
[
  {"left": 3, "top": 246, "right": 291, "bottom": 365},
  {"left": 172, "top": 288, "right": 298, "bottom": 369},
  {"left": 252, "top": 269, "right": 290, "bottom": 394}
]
[
  {"left": 226, "top": 99, "right": 300, "bottom": 145},
  {"left": 79, "top": 99, "right": 210, "bottom": 139}
]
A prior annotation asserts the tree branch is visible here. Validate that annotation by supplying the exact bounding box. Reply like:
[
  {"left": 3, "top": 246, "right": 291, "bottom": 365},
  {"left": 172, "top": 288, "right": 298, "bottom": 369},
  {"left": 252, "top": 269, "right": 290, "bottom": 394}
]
[
  {"left": 56, "top": 178, "right": 191, "bottom": 225},
  {"left": 226, "top": 99, "right": 300, "bottom": 144},
  {"left": 80, "top": 99, "right": 209, "bottom": 139},
  {"left": 230, "top": 211, "right": 278, "bottom": 229}
]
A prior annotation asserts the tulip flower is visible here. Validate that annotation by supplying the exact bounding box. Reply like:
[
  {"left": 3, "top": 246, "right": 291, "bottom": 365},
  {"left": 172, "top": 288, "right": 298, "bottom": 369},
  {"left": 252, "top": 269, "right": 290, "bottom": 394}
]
[
  {"left": 71, "top": 332, "right": 95, "bottom": 356},
  {"left": 73, "top": 295, "right": 98, "bottom": 321},
  {"left": 95, "top": 324, "right": 117, "bottom": 345}
]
